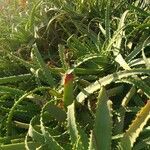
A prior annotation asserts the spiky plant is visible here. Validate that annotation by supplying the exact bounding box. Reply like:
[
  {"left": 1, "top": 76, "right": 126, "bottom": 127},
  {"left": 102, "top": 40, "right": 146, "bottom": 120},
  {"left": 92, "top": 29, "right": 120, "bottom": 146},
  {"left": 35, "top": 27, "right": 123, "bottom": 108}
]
[{"left": 0, "top": 0, "right": 150, "bottom": 149}]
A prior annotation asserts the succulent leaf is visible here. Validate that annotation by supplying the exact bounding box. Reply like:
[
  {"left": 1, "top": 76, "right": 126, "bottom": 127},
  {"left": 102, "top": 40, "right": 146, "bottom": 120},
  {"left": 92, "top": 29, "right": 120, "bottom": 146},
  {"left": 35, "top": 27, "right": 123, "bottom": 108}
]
[
  {"left": 92, "top": 87, "right": 112, "bottom": 150},
  {"left": 121, "top": 100, "right": 150, "bottom": 149}
]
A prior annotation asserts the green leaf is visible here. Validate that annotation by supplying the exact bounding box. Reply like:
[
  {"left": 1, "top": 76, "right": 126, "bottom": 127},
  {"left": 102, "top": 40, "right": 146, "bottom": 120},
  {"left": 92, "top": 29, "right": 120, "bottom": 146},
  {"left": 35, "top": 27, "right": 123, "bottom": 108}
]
[
  {"left": 41, "top": 132, "right": 64, "bottom": 150},
  {"left": 41, "top": 101, "right": 67, "bottom": 122},
  {"left": 105, "top": 0, "right": 111, "bottom": 41},
  {"left": 0, "top": 74, "right": 32, "bottom": 85},
  {"left": 67, "top": 102, "right": 79, "bottom": 145},
  {"left": 129, "top": 58, "right": 150, "bottom": 67},
  {"left": 77, "top": 69, "right": 150, "bottom": 103},
  {"left": 121, "top": 77, "right": 150, "bottom": 98},
  {"left": 92, "top": 87, "right": 112, "bottom": 150},
  {"left": 58, "top": 44, "right": 69, "bottom": 71},
  {"left": 6, "top": 87, "right": 52, "bottom": 136},
  {"left": 88, "top": 131, "right": 96, "bottom": 150},
  {"left": 28, "top": 116, "right": 45, "bottom": 144},
  {"left": 120, "top": 100, "right": 150, "bottom": 149},
  {"left": 0, "top": 86, "right": 24, "bottom": 96},
  {"left": 32, "top": 44, "right": 55, "bottom": 86},
  {"left": 40, "top": 105, "right": 64, "bottom": 150},
  {"left": 0, "top": 141, "right": 39, "bottom": 150},
  {"left": 126, "top": 38, "right": 150, "bottom": 62},
  {"left": 133, "top": 137, "right": 150, "bottom": 150},
  {"left": 113, "top": 10, "right": 131, "bottom": 70},
  {"left": 77, "top": 126, "right": 89, "bottom": 150},
  {"left": 25, "top": 116, "right": 45, "bottom": 150},
  {"left": 67, "top": 102, "right": 88, "bottom": 150}
]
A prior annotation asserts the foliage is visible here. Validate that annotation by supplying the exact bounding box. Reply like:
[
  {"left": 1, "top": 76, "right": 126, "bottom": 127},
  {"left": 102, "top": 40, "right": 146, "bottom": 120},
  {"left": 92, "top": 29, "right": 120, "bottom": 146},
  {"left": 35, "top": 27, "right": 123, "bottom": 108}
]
[{"left": 0, "top": 0, "right": 150, "bottom": 149}]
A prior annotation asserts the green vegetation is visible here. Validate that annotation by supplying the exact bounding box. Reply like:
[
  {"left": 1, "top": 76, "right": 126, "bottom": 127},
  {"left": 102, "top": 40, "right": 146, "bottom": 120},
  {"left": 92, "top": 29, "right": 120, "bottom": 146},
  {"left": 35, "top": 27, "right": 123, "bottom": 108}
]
[{"left": 0, "top": 0, "right": 150, "bottom": 149}]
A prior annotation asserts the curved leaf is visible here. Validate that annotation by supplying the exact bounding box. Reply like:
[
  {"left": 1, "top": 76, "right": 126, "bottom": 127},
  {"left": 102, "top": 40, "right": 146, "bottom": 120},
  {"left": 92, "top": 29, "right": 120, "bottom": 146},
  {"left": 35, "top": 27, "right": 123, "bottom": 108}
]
[
  {"left": 120, "top": 100, "right": 150, "bottom": 149},
  {"left": 77, "top": 69, "right": 150, "bottom": 103}
]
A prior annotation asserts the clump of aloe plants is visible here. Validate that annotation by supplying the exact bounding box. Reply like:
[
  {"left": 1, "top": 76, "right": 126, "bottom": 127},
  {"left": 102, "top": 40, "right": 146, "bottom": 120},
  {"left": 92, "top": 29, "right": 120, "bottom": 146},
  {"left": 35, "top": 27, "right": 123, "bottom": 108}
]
[{"left": 0, "top": 0, "right": 150, "bottom": 149}]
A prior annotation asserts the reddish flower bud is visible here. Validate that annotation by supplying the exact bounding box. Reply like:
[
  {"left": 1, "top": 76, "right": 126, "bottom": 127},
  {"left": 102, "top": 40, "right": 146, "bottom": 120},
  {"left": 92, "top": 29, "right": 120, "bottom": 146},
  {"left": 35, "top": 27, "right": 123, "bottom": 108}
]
[{"left": 64, "top": 73, "right": 74, "bottom": 85}]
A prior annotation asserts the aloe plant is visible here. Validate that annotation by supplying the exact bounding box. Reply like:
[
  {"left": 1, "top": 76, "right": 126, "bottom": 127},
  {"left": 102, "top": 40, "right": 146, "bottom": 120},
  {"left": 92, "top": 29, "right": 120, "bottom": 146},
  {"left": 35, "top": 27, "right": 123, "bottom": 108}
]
[{"left": 0, "top": 0, "right": 150, "bottom": 149}]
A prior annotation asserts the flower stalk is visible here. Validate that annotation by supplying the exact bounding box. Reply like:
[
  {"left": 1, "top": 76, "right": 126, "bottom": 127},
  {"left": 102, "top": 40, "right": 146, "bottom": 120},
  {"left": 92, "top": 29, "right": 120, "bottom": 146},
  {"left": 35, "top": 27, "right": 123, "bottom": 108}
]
[{"left": 63, "top": 72, "right": 74, "bottom": 109}]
